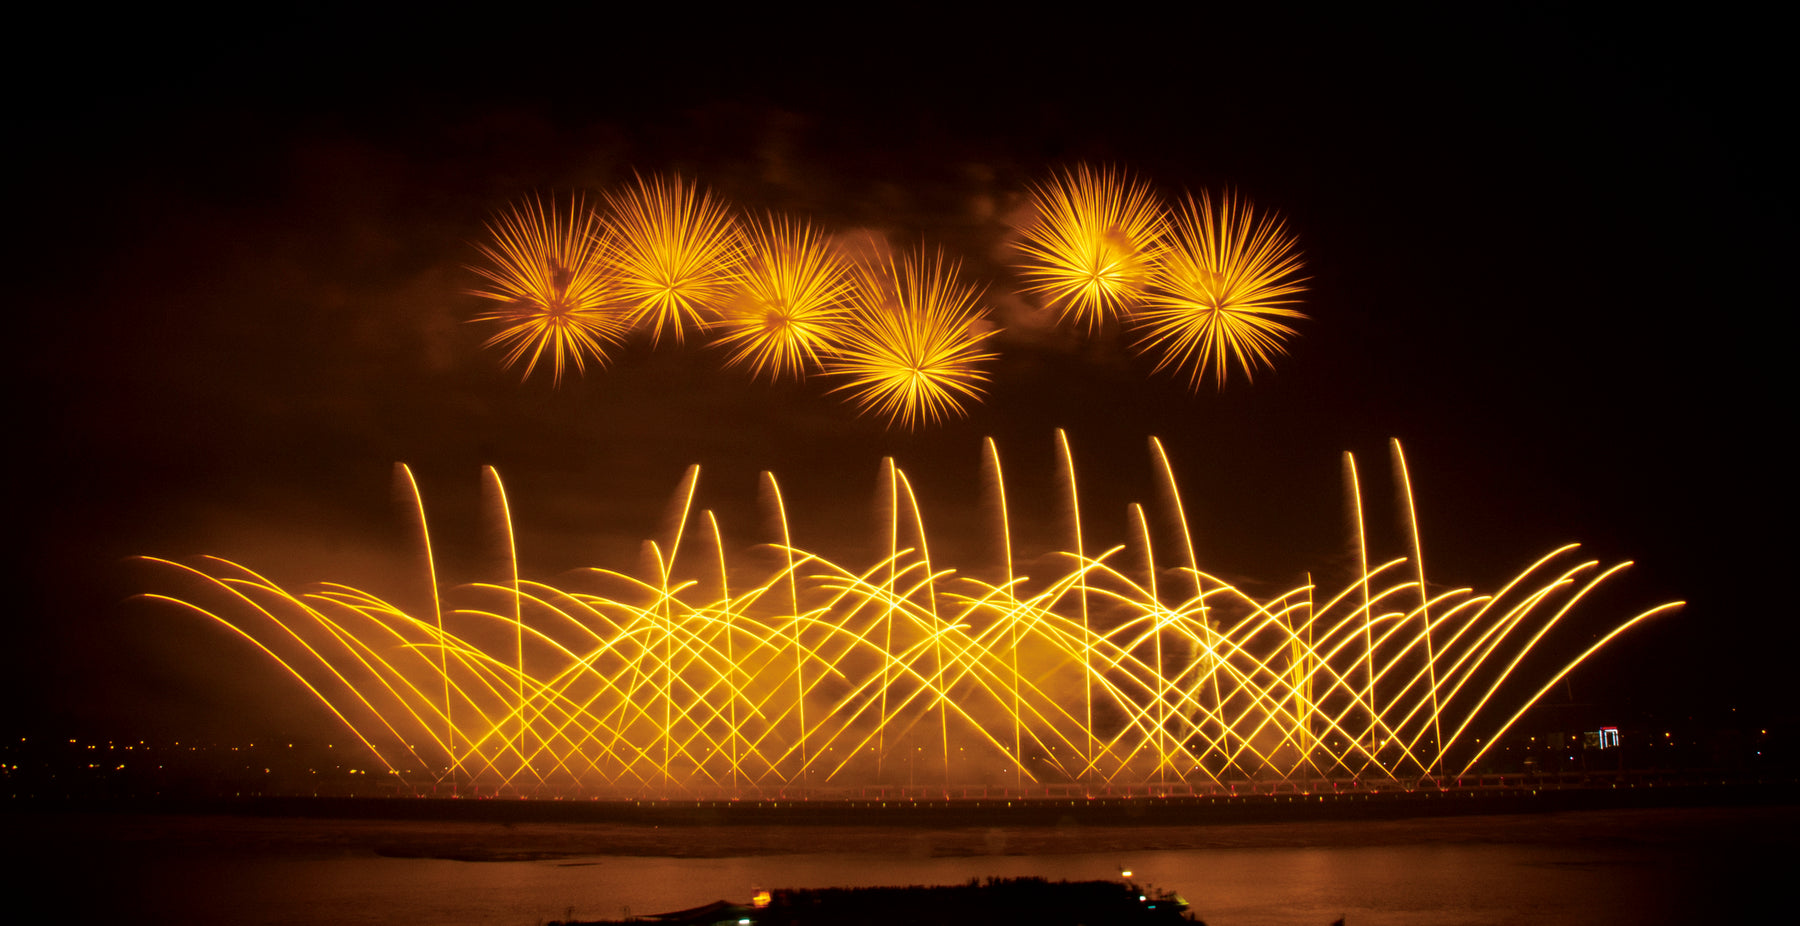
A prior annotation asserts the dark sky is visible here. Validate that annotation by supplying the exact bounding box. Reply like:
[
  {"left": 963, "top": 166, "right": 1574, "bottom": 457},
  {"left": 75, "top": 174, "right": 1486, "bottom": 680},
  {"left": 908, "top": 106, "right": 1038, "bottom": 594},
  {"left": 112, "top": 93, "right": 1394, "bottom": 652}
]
[{"left": 14, "top": 17, "right": 1782, "bottom": 742}]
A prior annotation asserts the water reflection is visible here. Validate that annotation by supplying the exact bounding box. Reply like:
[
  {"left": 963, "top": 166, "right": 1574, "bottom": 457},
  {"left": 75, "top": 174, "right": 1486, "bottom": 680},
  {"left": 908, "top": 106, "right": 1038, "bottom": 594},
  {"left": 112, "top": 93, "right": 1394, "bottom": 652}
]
[{"left": 23, "top": 807, "right": 1786, "bottom": 926}]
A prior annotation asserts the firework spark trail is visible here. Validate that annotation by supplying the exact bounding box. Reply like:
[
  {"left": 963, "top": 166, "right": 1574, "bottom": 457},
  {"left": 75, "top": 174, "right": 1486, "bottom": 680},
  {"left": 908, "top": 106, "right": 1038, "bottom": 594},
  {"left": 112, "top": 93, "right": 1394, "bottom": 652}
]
[
  {"left": 468, "top": 194, "right": 628, "bottom": 385},
  {"left": 711, "top": 215, "right": 853, "bottom": 380},
  {"left": 1135, "top": 189, "right": 1308, "bottom": 388},
  {"left": 140, "top": 442, "right": 1678, "bottom": 798},
  {"left": 825, "top": 246, "right": 999, "bottom": 429},
  {"left": 604, "top": 174, "right": 745, "bottom": 345},
  {"left": 1013, "top": 165, "right": 1168, "bottom": 331}
]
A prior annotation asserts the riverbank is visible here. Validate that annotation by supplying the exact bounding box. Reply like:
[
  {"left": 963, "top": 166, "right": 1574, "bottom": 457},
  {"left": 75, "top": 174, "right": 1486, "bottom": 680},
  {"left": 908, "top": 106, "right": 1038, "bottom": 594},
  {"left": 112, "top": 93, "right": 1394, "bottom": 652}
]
[
  {"left": 9, "top": 775, "right": 1793, "bottom": 831},
  {"left": 9, "top": 802, "right": 1794, "bottom": 862}
]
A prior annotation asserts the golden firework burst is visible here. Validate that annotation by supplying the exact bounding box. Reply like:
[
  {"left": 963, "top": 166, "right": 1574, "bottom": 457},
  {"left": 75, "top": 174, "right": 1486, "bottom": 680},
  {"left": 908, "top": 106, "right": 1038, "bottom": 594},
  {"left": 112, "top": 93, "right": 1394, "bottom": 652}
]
[
  {"left": 468, "top": 194, "right": 628, "bottom": 385},
  {"left": 826, "top": 246, "right": 999, "bottom": 429},
  {"left": 1013, "top": 165, "right": 1167, "bottom": 331},
  {"left": 603, "top": 174, "right": 744, "bottom": 345},
  {"left": 1134, "top": 190, "right": 1307, "bottom": 388},
  {"left": 710, "top": 215, "right": 853, "bottom": 381}
]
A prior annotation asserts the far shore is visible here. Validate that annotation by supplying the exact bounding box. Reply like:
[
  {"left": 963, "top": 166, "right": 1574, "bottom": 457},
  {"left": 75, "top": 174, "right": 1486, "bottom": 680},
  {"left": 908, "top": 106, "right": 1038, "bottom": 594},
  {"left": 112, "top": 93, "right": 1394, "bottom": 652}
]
[{"left": 8, "top": 801, "right": 1793, "bottom": 863}]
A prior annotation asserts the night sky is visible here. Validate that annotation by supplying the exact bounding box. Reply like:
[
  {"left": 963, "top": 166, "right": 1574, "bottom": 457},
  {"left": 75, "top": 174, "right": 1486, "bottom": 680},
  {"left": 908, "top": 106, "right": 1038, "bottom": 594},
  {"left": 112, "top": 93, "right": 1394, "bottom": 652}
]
[{"left": 14, "top": 17, "right": 1782, "bottom": 745}]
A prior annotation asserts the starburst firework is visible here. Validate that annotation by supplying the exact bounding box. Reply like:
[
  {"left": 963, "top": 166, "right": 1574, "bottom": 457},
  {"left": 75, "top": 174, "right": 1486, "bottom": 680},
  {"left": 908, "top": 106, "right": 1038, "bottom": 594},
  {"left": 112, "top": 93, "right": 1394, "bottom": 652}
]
[
  {"left": 827, "top": 247, "right": 999, "bottom": 429},
  {"left": 468, "top": 194, "right": 627, "bottom": 385},
  {"left": 1134, "top": 190, "right": 1307, "bottom": 388},
  {"left": 603, "top": 174, "right": 744, "bottom": 345},
  {"left": 711, "top": 216, "right": 853, "bottom": 381},
  {"left": 1013, "top": 165, "right": 1167, "bottom": 331}
]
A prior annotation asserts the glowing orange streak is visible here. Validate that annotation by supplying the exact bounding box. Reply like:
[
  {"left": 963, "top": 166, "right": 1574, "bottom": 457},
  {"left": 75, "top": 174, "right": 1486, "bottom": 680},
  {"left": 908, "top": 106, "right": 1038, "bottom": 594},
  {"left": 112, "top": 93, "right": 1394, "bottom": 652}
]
[
  {"left": 1263, "top": 573, "right": 1413, "bottom": 776},
  {"left": 1418, "top": 548, "right": 1587, "bottom": 720},
  {"left": 929, "top": 588, "right": 1044, "bottom": 782},
  {"left": 1423, "top": 546, "right": 1585, "bottom": 693},
  {"left": 658, "top": 619, "right": 777, "bottom": 785},
  {"left": 1343, "top": 606, "right": 1421, "bottom": 777},
  {"left": 1011, "top": 547, "right": 1133, "bottom": 774},
  {"left": 1371, "top": 593, "right": 1490, "bottom": 777},
  {"left": 732, "top": 607, "right": 864, "bottom": 782},
  {"left": 136, "top": 591, "right": 399, "bottom": 775},
  {"left": 564, "top": 619, "right": 708, "bottom": 782},
  {"left": 442, "top": 603, "right": 650, "bottom": 783},
  {"left": 1180, "top": 596, "right": 1323, "bottom": 775},
  {"left": 762, "top": 472, "right": 809, "bottom": 784},
  {"left": 892, "top": 469, "right": 953, "bottom": 789},
  {"left": 477, "top": 466, "right": 529, "bottom": 776},
  {"left": 1055, "top": 429, "right": 1095, "bottom": 784},
  {"left": 1143, "top": 624, "right": 1232, "bottom": 782},
  {"left": 1127, "top": 503, "right": 1170, "bottom": 783},
  {"left": 1417, "top": 580, "right": 1570, "bottom": 771},
  {"left": 1389, "top": 440, "right": 1445, "bottom": 781},
  {"left": 144, "top": 440, "right": 1685, "bottom": 794},
  {"left": 1289, "top": 560, "right": 1414, "bottom": 776},
  {"left": 704, "top": 512, "right": 740, "bottom": 789},
  {"left": 875, "top": 612, "right": 1033, "bottom": 777},
  {"left": 948, "top": 577, "right": 1097, "bottom": 779},
  {"left": 1457, "top": 601, "right": 1684, "bottom": 776},
  {"left": 1354, "top": 591, "right": 1472, "bottom": 776},
  {"left": 1087, "top": 611, "right": 1191, "bottom": 780},
  {"left": 813, "top": 617, "right": 1004, "bottom": 784},
  {"left": 1145, "top": 579, "right": 1301, "bottom": 766},
  {"left": 202, "top": 571, "right": 440, "bottom": 773},
  {"left": 663, "top": 605, "right": 797, "bottom": 783},
  {"left": 1055, "top": 614, "right": 1173, "bottom": 770},
  {"left": 386, "top": 622, "right": 531, "bottom": 783},
  {"left": 1430, "top": 562, "right": 1631, "bottom": 773},
  {"left": 643, "top": 601, "right": 781, "bottom": 787},
  {"left": 654, "top": 465, "right": 702, "bottom": 788},
  {"left": 1171, "top": 578, "right": 1386, "bottom": 775},
  {"left": 1053, "top": 572, "right": 1231, "bottom": 778},
  {"left": 788, "top": 549, "right": 919, "bottom": 676},
  {"left": 610, "top": 564, "right": 701, "bottom": 784},
  {"left": 1175, "top": 572, "right": 1311, "bottom": 775},
  {"left": 457, "top": 584, "right": 742, "bottom": 782},
  {"left": 405, "top": 578, "right": 666, "bottom": 785},
  {"left": 776, "top": 556, "right": 939, "bottom": 776},
  {"left": 302, "top": 588, "right": 494, "bottom": 766},
  {"left": 395, "top": 465, "right": 456, "bottom": 785},
  {"left": 681, "top": 596, "right": 802, "bottom": 783},
  {"left": 796, "top": 558, "right": 1023, "bottom": 780},
  {"left": 1288, "top": 578, "right": 1317, "bottom": 777},
  {"left": 983, "top": 437, "right": 1024, "bottom": 789},
  {"left": 1173, "top": 605, "right": 1353, "bottom": 778},
  {"left": 423, "top": 641, "right": 541, "bottom": 783},
  {"left": 1150, "top": 437, "right": 1215, "bottom": 759},
  {"left": 879, "top": 457, "right": 897, "bottom": 782},
  {"left": 1343, "top": 452, "right": 1378, "bottom": 757}
]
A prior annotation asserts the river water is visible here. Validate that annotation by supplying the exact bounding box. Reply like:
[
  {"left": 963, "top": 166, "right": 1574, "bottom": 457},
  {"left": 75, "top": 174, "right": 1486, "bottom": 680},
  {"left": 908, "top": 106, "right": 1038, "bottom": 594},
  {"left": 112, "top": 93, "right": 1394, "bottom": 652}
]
[{"left": 13, "top": 805, "right": 1786, "bottom": 925}]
